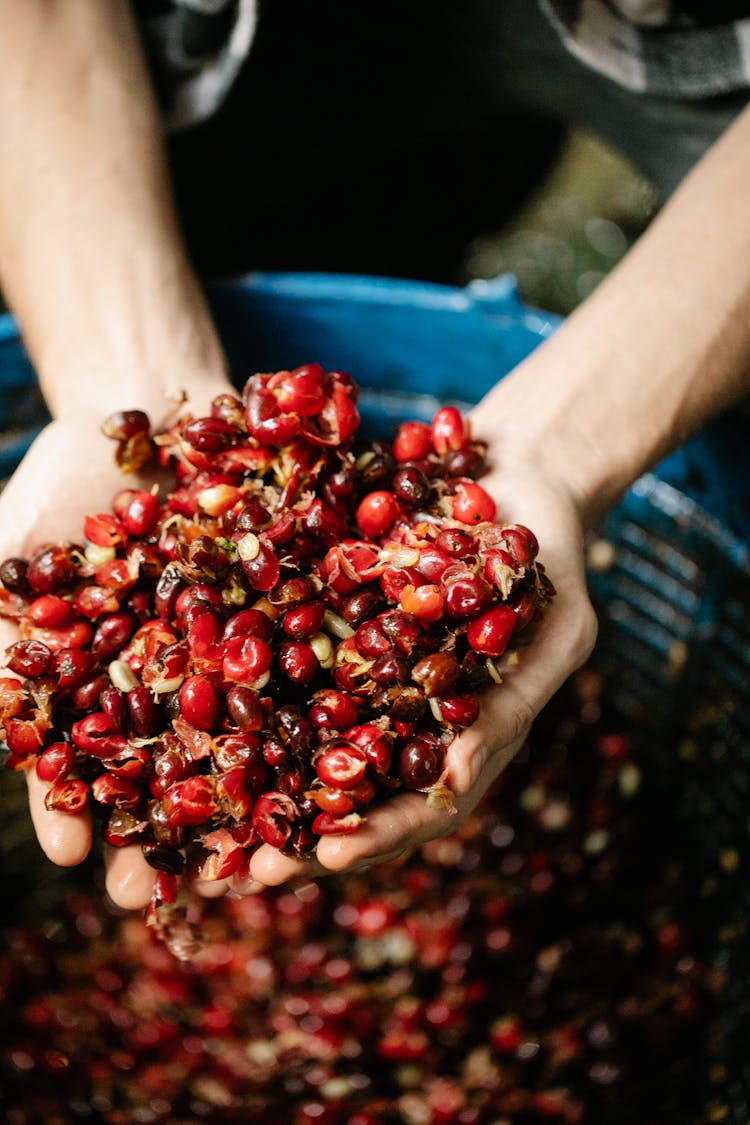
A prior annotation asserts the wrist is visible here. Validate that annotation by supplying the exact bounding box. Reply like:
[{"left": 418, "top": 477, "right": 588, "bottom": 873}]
[
  {"left": 472, "top": 356, "right": 627, "bottom": 531},
  {"left": 35, "top": 270, "right": 231, "bottom": 424},
  {"left": 44, "top": 351, "right": 231, "bottom": 430}
]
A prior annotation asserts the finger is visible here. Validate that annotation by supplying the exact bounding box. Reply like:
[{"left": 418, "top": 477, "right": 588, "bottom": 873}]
[
  {"left": 26, "top": 766, "right": 93, "bottom": 867},
  {"left": 442, "top": 666, "right": 541, "bottom": 797},
  {"left": 248, "top": 832, "right": 419, "bottom": 886},
  {"left": 104, "top": 845, "right": 156, "bottom": 910},
  {"left": 314, "top": 790, "right": 459, "bottom": 873},
  {"left": 193, "top": 876, "right": 233, "bottom": 899},
  {"left": 185, "top": 849, "right": 237, "bottom": 900},
  {"left": 445, "top": 601, "right": 595, "bottom": 797},
  {"left": 249, "top": 844, "right": 328, "bottom": 886},
  {"left": 227, "top": 870, "right": 267, "bottom": 896}
]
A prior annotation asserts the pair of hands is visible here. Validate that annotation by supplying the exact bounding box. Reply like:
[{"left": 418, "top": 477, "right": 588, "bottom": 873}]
[{"left": 1, "top": 398, "right": 597, "bottom": 911}]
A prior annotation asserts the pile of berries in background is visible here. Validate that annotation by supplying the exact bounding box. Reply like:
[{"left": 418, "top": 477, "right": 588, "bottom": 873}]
[
  {"left": 0, "top": 365, "right": 553, "bottom": 953},
  {"left": 0, "top": 668, "right": 723, "bottom": 1125}
]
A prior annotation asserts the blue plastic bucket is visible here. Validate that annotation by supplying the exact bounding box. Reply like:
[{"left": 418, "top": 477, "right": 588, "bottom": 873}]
[
  {"left": 2, "top": 270, "right": 748, "bottom": 546},
  {"left": 0, "top": 272, "right": 558, "bottom": 470}
]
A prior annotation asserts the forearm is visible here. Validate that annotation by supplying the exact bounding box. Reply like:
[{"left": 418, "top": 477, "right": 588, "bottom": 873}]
[
  {"left": 474, "top": 102, "right": 750, "bottom": 526},
  {"left": 0, "top": 0, "right": 227, "bottom": 422}
]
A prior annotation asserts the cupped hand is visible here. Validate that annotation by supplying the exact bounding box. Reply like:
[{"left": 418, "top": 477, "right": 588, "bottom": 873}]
[
  {"left": 0, "top": 387, "right": 228, "bottom": 910},
  {"left": 4, "top": 403, "right": 598, "bottom": 910},
  {"left": 239, "top": 454, "right": 598, "bottom": 894}
]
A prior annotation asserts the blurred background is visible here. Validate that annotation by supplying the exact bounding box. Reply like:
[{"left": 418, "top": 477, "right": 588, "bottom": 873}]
[{"left": 461, "top": 129, "right": 658, "bottom": 315}]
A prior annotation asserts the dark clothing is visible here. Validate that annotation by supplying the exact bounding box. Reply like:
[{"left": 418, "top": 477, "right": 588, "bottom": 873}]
[{"left": 133, "top": 2, "right": 749, "bottom": 280}]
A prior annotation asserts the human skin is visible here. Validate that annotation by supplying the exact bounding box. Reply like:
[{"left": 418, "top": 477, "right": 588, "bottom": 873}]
[
  {"left": 0, "top": 1, "right": 748, "bottom": 906},
  {"left": 0, "top": 0, "right": 229, "bottom": 908},
  {"left": 243, "top": 99, "right": 750, "bottom": 889}
]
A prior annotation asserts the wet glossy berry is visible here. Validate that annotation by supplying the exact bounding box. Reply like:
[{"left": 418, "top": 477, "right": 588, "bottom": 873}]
[
  {"left": 411, "top": 651, "right": 460, "bottom": 697},
  {"left": 356, "top": 491, "right": 402, "bottom": 539},
  {"left": 278, "top": 640, "right": 318, "bottom": 685},
  {"left": 178, "top": 675, "right": 220, "bottom": 730},
  {"left": 315, "top": 745, "right": 367, "bottom": 790},
  {"left": 27, "top": 595, "right": 75, "bottom": 629},
  {"left": 36, "top": 742, "right": 75, "bottom": 784},
  {"left": 451, "top": 480, "right": 496, "bottom": 524},
  {"left": 0, "top": 556, "right": 30, "bottom": 594},
  {"left": 6, "top": 639, "right": 53, "bottom": 678},
  {"left": 400, "top": 583, "right": 444, "bottom": 623},
  {"left": 466, "top": 605, "right": 517, "bottom": 657},
  {"left": 26, "top": 544, "right": 77, "bottom": 594},
  {"left": 393, "top": 420, "right": 432, "bottom": 461},
  {"left": 399, "top": 735, "right": 443, "bottom": 790},
  {"left": 431, "top": 405, "right": 470, "bottom": 453},
  {"left": 100, "top": 409, "right": 150, "bottom": 442}
]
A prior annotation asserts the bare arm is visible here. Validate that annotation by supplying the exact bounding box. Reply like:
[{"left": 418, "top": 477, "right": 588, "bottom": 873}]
[
  {"left": 0, "top": 0, "right": 230, "bottom": 906},
  {"left": 0, "top": 0, "right": 227, "bottom": 419},
  {"left": 473, "top": 101, "right": 750, "bottom": 527},
  {"left": 246, "top": 101, "right": 750, "bottom": 891}
]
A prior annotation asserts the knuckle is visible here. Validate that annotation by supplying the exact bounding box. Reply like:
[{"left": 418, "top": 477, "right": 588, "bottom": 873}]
[
  {"left": 435, "top": 812, "right": 465, "bottom": 840},
  {"left": 507, "top": 695, "right": 537, "bottom": 745},
  {"left": 382, "top": 801, "right": 431, "bottom": 853}
]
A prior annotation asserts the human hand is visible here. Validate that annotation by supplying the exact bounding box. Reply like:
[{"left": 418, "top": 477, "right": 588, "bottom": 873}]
[
  {"left": 231, "top": 450, "right": 597, "bottom": 895},
  {"left": 4, "top": 399, "right": 597, "bottom": 909},
  {"left": 0, "top": 386, "right": 228, "bottom": 911}
]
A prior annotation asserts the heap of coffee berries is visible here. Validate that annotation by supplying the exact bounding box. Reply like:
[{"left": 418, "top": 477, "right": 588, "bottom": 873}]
[
  {"left": 0, "top": 365, "right": 553, "bottom": 947},
  {"left": 0, "top": 670, "right": 721, "bottom": 1124}
]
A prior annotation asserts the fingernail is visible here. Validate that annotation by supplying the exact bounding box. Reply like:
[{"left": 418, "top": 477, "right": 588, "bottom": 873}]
[{"left": 294, "top": 881, "right": 320, "bottom": 902}]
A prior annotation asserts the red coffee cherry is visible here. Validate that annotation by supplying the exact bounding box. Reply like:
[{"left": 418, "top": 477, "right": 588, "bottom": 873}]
[{"left": 356, "top": 491, "right": 402, "bottom": 539}]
